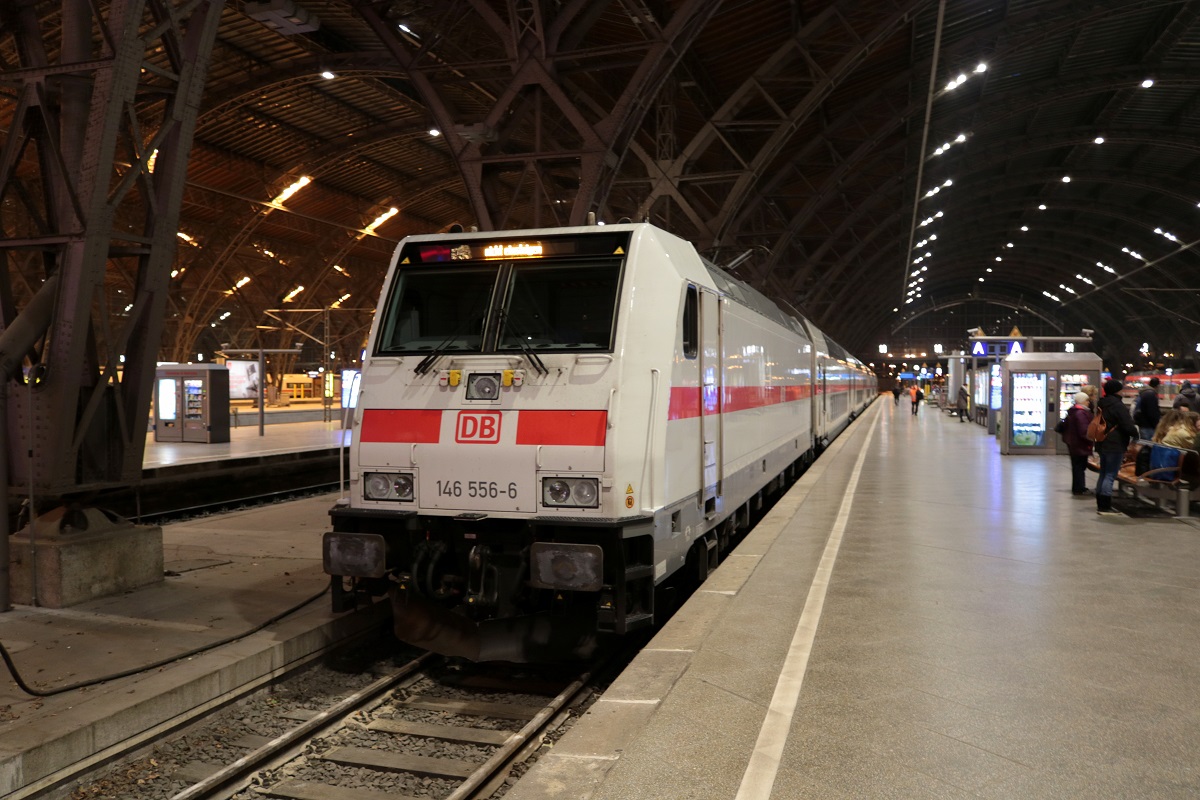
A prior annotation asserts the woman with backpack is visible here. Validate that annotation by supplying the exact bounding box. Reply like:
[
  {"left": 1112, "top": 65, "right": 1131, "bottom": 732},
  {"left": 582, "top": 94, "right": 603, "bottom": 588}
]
[{"left": 1094, "top": 379, "right": 1139, "bottom": 515}]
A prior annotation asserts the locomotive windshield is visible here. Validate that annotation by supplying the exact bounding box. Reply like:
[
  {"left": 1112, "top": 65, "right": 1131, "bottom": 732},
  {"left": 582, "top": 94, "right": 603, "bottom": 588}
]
[
  {"left": 496, "top": 262, "right": 620, "bottom": 351},
  {"left": 376, "top": 232, "right": 628, "bottom": 356},
  {"left": 376, "top": 267, "right": 497, "bottom": 354}
]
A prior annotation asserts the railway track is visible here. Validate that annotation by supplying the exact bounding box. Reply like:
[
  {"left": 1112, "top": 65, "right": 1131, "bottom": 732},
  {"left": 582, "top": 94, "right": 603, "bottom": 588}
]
[
  {"left": 66, "top": 644, "right": 603, "bottom": 800},
  {"left": 178, "top": 658, "right": 595, "bottom": 800}
]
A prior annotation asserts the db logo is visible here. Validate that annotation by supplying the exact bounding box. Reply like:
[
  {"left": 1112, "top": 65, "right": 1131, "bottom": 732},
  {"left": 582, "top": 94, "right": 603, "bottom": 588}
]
[{"left": 455, "top": 411, "right": 501, "bottom": 444}]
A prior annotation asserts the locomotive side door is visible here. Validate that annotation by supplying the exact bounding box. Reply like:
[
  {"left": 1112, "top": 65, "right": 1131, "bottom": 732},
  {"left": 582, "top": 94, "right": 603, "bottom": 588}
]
[
  {"left": 818, "top": 356, "right": 828, "bottom": 438},
  {"left": 699, "top": 289, "right": 722, "bottom": 508}
]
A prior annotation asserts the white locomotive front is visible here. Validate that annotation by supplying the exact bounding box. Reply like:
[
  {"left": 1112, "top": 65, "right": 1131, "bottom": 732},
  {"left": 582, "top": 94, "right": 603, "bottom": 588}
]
[{"left": 325, "top": 222, "right": 873, "bottom": 660}]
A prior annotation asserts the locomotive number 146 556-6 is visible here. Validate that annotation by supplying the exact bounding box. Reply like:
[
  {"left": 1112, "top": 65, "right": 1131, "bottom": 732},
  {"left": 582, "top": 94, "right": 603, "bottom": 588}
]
[{"left": 436, "top": 479, "right": 519, "bottom": 500}]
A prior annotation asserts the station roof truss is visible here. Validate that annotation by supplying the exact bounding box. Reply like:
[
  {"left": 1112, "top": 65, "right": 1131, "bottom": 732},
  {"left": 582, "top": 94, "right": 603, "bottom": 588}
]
[{"left": 4, "top": 0, "right": 1200, "bottom": 371}]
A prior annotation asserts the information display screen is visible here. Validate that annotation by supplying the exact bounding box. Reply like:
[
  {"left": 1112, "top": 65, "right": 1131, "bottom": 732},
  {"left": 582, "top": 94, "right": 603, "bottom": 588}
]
[
  {"left": 990, "top": 364, "right": 1003, "bottom": 410},
  {"left": 1010, "top": 372, "right": 1047, "bottom": 447}
]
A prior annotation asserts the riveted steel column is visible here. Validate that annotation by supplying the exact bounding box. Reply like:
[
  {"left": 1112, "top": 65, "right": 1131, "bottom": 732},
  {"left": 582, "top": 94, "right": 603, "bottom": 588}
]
[{"left": 0, "top": 0, "right": 225, "bottom": 497}]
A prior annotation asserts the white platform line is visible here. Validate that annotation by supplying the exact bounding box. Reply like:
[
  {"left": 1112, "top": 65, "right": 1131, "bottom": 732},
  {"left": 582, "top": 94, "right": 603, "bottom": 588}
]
[
  {"left": 643, "top": 647, "right": 697, "bottom": 653},
  {"left": 597, "top": 698, "right": 660, "bottom": 705},
  {"left": 735, "top": 409, "right": 879, "bottom": 800},
  {"left": 545, "top": 752, "right": 621, "bottom": 761}
]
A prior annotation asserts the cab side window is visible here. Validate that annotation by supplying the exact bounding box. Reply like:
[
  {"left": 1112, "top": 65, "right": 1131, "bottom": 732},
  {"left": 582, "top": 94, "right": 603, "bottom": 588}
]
[{"left": 682, "top": 285, "right": 698, "bottom": 359}]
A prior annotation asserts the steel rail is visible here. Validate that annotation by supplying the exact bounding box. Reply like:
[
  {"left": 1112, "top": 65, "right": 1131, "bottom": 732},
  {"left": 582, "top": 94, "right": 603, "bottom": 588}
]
[{"left": 168, "top": 653, "right": 435, "bottom": 800}]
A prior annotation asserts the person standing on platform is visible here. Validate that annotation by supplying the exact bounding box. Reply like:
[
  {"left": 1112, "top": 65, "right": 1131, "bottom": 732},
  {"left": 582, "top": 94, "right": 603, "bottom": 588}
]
[
  {"left": 1134, "top": 376, "right": 1161, "bottom": 441},
  {"left": 892, "top": 384, "right": 901, "bottom": 405},
  {"left": 1062, "top": 391, "right": 1094, "bottom": 495},
  {"left": 956, "top": 383, "right": 970, "bottom": 422},
  {"left": 910, "top": 384, "right": 923, "bottom": 416},
  {"left": 1173, "top": 380, "right": 1198, "bottom": 412},
  {"left": 1095, "top": 379, "right": 1138, "bottom": 515},
  {"left": 1081, "top": 383, "right": 1099, "bottom": 412}
]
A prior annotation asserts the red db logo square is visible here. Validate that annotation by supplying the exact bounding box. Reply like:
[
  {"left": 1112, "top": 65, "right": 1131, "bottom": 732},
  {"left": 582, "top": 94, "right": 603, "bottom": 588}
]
[{"left": 455, "top": 411, "right": 501, "bottom": 443}]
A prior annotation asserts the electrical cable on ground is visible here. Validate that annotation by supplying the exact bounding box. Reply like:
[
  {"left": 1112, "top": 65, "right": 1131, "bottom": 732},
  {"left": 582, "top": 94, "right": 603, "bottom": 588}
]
[{"left": 0, "top": 585, "right": 329, "bottom": 697}]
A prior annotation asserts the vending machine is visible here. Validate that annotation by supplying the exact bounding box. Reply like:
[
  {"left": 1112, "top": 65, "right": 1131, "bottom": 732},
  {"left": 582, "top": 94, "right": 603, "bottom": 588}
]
[
  {"left": 154, "top": 364, "right": 231, "bottom": 443},
  {"left": 1000, "top": 352, "right": 1103, "bottom": 455}
]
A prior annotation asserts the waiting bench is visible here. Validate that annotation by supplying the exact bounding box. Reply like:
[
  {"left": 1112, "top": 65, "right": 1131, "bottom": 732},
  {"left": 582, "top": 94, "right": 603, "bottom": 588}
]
[{"left": 1115, "top": 443, "right": 1200, "bottom": 517}]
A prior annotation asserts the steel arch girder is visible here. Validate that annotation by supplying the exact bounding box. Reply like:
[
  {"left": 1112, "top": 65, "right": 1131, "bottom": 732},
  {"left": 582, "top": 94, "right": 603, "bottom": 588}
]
[{"left": 0, "top": 0, "right": 225, "bottom": 494}]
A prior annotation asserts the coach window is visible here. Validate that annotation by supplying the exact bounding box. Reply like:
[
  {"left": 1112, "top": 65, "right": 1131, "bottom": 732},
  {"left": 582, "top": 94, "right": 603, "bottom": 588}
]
[{"left": 683, "top": 285, "right": 698, "bottom": 359}]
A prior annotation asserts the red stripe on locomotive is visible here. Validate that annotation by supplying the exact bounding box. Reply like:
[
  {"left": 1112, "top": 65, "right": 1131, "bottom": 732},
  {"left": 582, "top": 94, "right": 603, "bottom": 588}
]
[
  {"left": 360, "top": 409, "right": 443, "bottom": 443},
  {"left": 515, "top": 410, "right": 608, "bottom": 446}
]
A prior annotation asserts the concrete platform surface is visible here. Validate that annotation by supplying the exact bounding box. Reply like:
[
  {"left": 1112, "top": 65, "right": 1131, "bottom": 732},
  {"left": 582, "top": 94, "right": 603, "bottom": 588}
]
[
  {"left": 0, "top": 492, "right": 384, "bottom": 799},
  {"left": 143, "top": 418, "right": 351, "bottom": 469},
  {"left": 507, "top": 400, "right": 1200, "bottom": 799}
]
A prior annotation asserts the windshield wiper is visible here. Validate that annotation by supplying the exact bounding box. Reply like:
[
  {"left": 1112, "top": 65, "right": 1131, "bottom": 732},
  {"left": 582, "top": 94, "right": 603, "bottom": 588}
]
[
  {"left": 413, "top": 311, "right": 486, "bottom": 375},
  {"left": 496, "top": 309, "right": 548, "bottom": 376}
]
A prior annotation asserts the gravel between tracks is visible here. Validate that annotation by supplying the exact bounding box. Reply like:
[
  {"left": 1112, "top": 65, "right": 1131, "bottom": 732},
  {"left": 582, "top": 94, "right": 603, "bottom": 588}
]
[{"left": 65, "top": 639, "right": 414, "bottom": 800}]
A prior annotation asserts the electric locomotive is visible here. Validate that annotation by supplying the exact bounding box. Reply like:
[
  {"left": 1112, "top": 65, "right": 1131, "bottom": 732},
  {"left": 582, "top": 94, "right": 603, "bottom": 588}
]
[{"left": 324, "top": 222, "right": 874, "bottom": 661}]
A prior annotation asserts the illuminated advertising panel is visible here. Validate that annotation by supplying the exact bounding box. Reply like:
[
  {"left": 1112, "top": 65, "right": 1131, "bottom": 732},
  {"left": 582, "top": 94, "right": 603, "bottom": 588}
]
[
  {"left": 341, "top": 369, "right": 362, "bottom": 408},
  {"left": 228, "top": 360, "right": 259, "bottom": 400},
  {"left": 1010, "top": 372, "right": 1047, "bottom": 447}
]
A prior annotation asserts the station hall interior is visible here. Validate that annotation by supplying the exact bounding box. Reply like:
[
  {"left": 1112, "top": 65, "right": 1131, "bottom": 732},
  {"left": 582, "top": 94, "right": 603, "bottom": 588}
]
[{"left": 4, "top": 1, "right": 1200, "bottom": 798}]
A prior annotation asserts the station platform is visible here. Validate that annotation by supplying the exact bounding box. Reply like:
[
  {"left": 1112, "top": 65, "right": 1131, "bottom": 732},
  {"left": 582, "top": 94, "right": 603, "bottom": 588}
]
[
  {"left": 0, "top": 492, "right": 387, "bottom": 799},
  {"left": 507, "top": 399, "right": 1200, "bottom": 799},
  {"left": 142, "top": 417, "right": 350, "bottom": 470}
]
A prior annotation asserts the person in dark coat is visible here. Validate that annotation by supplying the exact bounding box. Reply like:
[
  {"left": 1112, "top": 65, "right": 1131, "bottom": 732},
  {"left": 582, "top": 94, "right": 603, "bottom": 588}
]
[
  {"left": 1061, "top": 391, "right": 1094, "bottom": 495},
  {"left": 891, "top": 384, "right": 901, "bottom": 405},
  {"left": 1173, "top": 380, "right": 1198, "bottom": 412},
  {"left": 1134, "top": 376, "right": 1161, "bottom": 441},
  {"left": 956, "top": 383, "right": 970, "bottom": 422},
  {"left": 1095, "top": 379, "right": 1139, "bottom": 515}
]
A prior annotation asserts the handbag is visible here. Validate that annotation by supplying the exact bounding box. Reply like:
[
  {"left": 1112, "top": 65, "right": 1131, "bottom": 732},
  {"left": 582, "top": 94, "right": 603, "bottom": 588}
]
[{"left": 1054, "top": 418, "right": 1066, "bottom": 435}]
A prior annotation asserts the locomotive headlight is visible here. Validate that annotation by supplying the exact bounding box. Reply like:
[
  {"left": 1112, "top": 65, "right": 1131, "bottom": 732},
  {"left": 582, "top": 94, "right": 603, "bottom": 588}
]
[
  {"left": 572, "top": 480, "right": 598, "bottom": 506},
  {"left": 544, "top": 479, "right": 572, "bottom": 505},
  {"left": 393, "top": 473, "right": 414, "bottom": 500},
  {"left": 541, "top": 477, "right": 600, "bottom": 509},
  {"left": 364, "top": 471, "right": 416, "bottom": 502},
  {"left": 365, "top": 473, "right": 392, "bottom": 500}
]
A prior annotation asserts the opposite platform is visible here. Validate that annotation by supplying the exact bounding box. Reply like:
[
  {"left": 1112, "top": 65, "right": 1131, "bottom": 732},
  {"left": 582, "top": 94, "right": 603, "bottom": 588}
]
[
  {"left": 143, "top": 418, "right": 350, "bottom": 469},
  {"left": 508, "top": 398, "right": 1200, "bottom": 799}
]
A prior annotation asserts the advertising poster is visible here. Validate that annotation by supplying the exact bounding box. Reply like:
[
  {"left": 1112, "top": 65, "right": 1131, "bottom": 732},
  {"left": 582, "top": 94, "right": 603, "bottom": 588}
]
[
  {"left": 228, "top": 361, "right": 259, "bottom": 400},
  {"left": 1010, "top": 372, "right": 1047, "bottom": 447},
  {"left": 341, "top": 369, "right": 362, "bottom": 409}
]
